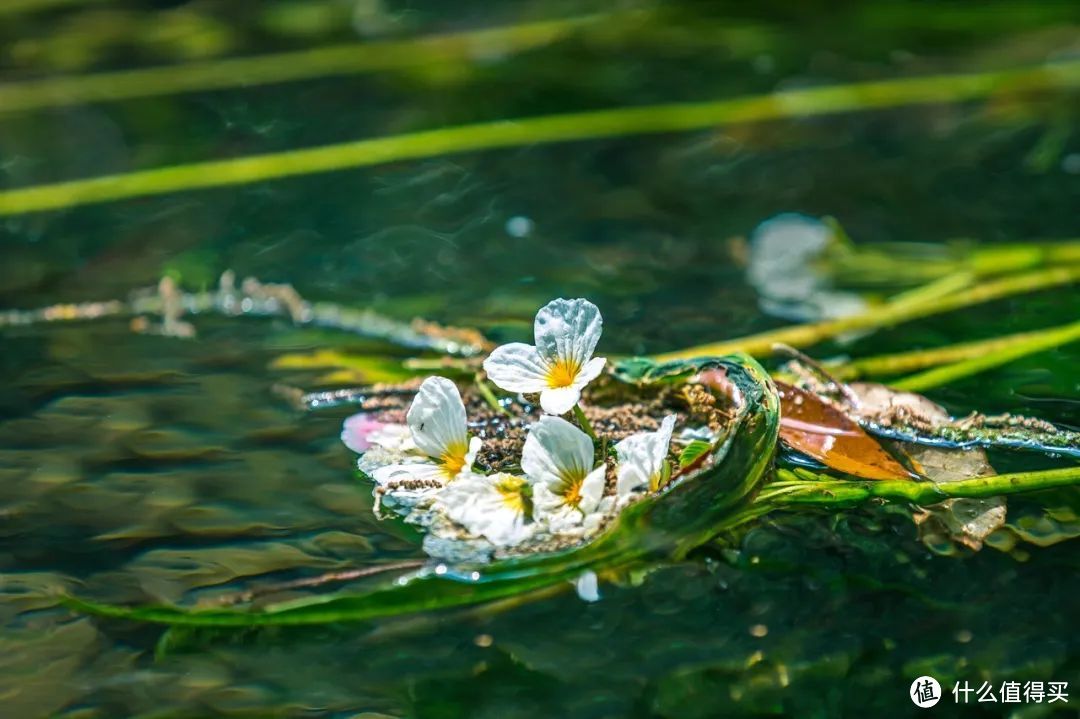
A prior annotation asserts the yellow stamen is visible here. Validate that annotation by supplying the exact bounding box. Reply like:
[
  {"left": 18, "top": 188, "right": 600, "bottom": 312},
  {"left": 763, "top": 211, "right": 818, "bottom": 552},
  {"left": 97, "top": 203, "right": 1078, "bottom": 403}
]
[
  {"left": 563, "top": 478, "right": 584, "bottom": 507},
  {"left": 546, "top": 358, "right": 580, "bottom": 388},
  {"left": 495, "top": 476, "right": 529, "bottom": 515},
  {"left": 439, "top": 441, "right": 469, "bottom": 478}
]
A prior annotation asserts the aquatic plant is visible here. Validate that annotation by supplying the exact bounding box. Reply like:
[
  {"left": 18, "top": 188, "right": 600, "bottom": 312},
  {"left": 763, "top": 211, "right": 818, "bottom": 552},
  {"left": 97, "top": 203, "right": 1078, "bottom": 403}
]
[{"left": 57, "top": 293, "right": 1080, "bottom": 628}]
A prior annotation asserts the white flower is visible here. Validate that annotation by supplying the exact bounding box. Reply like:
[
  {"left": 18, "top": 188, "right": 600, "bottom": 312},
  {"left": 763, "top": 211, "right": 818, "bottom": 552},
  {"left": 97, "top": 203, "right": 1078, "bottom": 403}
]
[
  {"left": 483, "top": 298, "right": 607, "bottom": 415},
  {"left": 521, "top": 416, "right": 606, "bottom": 527},
  {"left": 371, "top": 376, "right": 481, "bottom": 488},
  {"left": 615, "top": 415, "right": 677, "bottom": 498},
  {"left": 435, "top": 472, "right": 534, "bottom": 547}
]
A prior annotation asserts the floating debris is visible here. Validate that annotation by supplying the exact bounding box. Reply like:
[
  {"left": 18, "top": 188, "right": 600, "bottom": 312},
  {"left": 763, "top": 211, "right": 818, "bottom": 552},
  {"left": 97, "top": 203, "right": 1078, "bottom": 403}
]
[
  {"left": 0, "top": 271, "right": 489, "bottom": 356},
  {"left": 779, "top": 356, "right": 1080, "bottom": 458}
]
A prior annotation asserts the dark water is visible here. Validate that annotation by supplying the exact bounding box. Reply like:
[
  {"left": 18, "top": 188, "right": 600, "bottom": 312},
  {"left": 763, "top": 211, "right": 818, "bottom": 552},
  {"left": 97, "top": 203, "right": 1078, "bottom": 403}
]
[{"left": 1, "top": 2, "right": 1078, "bottom": 717}]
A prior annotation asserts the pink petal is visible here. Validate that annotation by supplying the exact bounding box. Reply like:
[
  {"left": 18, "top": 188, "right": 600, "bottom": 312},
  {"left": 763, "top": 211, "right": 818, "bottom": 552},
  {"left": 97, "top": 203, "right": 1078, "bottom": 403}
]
[{"left": 341, "top": 413, "right": 386, "bottom": 453}]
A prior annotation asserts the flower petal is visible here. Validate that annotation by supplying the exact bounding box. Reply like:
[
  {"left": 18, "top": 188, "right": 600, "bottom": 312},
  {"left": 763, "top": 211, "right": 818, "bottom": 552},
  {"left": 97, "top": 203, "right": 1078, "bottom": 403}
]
[
  {"left": 463, "top": 436, "right": 482, "bottom": 475},
  {"left": 371, "top": 462, "right": 446, "bottom": 487},
  {"left": 539, "top": 385, "right": 581, "bottom": 415},
  {"left": 436, "top": 473, "right": 533, "bottom": 547},
  {"left": 367, "top": 423, "right": 414, "bottom": 452},
  {"left": 407, "top": 376, "right": 469, "bottom": 461},
  {"left": 340, "top": 413, "right": 383, "bottom": 453},
  {"left": 582, "top": 496, "right": 616, "bottom": 532},
  {"left": 657, "top": 414, "right": 677, "bottom": 443},
  {"left": 531, "top": 482, "right": 565, "bottom": 514},
  {"left": 482, "top": 343, "right": 549, "bottom": 393},
  {"left": 357, "top": 445, "right": 416, "bottom": 476},
  {"left": 572, "top": 356, "right": 607, "bottom": 389},
  {"left": 578, "top": 465, "right": 607, "bottom": 514},
  {"left": 533, "top": 298, "right": 603, "bottom": 370},
  {"left": 615, "top": 414, "right": 677, "bottom": 497},
  {"left": 533, "top": 498, "right": 583, "bottom": 531},
  {"left": 614, "top": 451, "right": 649, "bottom": 497},
  {"left": 370, "top": 462, "right": 446, "bottom": 514},
  {"left": 521, "top": 416, "right": 595, "bottom": 492}
]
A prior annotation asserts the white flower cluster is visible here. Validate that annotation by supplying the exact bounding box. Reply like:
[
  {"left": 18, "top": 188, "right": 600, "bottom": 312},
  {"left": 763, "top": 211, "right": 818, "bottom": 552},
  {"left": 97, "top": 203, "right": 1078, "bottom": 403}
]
[{"left": 342, "top": 299, "right": 676, "bottom": 555}]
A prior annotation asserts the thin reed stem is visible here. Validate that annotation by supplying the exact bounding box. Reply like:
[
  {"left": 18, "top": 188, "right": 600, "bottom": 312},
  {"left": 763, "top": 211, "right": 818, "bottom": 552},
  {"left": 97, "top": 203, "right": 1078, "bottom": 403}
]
[
  {"left": 889, "top": 319, "right": 1080, "bottom": 392},
  {"left": 828, "top": 318, "right": 1080, "bottom": 380},
  {"left": 1, "top": 61, "right": 1078, "bottom": 215},
  {"left": 0, "top": 15, "right": 603, "bottom": 114},
  {"left": 655, "top": 265, "right": 1080, "bottom": 361}
]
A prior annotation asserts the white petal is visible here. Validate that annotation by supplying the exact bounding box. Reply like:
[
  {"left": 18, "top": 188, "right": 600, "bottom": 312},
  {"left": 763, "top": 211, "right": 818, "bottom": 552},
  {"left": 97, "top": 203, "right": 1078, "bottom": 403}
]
[
  {"left": 572, "top": 356, "right": 607, "bottom": 389},
  {"left": 534, "top": 499, "right": 583, "bottom": 531},
  {"left": 578, "top": 465, "right": 607, "bottom": 514},
  {"left": 531, "top": 482, "right": 565, "bottom": 513},
  {"left": 533, "top": 298, "right": 602, "bottom": 369},
  {"left": 657, "top": 414, "right": 677, "bottom": 444},
  {"left": 462, "top": 436, "right": 482, "bottom": 475},
  {"left": 521, "top": 416, "right": 595, "bottom": 493},
  {"left": 539, "top": 385, "right": 581, "bottom": 415},
  {"left": 614, "top": 457, "right": 649, "bottom": 498},
  {"left": 357, "top": 445, "right": 418, "bottom": 476},
  {"left": 482, "top": 343, "right": 549, "bottom": 393},
  {"left": 366, "top": 423, "right": 415, "bottom": 452},
  {"left": 436, "top": 473, "right": 533, "bottom": 547},
  {"left": 615, "top": 414, "right": 677, "bottom": 497},
  {"left": 582, "top": 498, "right": 614, "bottom": 533},
  {"left": 575, "top": 570, "right": 600, "bottom": 602},
  {"left": 478, "top": 511, "right": 533, "bottom": 546},
  {"left": 370, "top": 463, "right": 448, "bottom": 512},
  {"left": 407, "top": 377, "right": 470, "bottom": 461},
  {"left": 371, "top": 462, "right": 446, "bottom": 487}
]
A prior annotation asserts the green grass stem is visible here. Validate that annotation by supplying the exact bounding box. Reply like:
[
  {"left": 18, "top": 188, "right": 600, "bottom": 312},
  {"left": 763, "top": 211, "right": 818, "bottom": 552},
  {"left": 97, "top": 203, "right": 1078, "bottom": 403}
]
[
  {"left": 656, "top": 265, "right": 1080, "bottom": 361},
  {"left": 1, "top": 60, "right": 1077, "bottom": 216}
]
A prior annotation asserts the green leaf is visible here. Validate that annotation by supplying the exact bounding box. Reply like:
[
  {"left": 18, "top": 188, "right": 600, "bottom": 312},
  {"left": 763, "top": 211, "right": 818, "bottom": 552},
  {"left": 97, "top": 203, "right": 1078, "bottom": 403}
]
[{"left": 679, "top": 440, "right": 713, "bottom": 468}]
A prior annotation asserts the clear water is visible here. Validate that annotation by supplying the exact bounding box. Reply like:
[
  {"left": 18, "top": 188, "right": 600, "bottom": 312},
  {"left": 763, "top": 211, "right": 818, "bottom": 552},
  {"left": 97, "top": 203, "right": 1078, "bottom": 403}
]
[{"left": 1, "top": 2, "right": 1078, "bottom": 717}]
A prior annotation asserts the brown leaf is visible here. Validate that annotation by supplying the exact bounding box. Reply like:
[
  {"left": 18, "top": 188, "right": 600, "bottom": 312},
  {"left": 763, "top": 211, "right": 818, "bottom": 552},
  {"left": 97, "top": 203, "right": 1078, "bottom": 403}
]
[{"left": 776, "top": 381, "right": 917, "bottom": 481}]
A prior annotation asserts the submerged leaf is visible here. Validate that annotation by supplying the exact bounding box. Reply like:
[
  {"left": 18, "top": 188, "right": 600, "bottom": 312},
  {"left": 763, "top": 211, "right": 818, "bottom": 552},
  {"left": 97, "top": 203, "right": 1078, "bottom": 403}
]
[
  {"left": 987, "top": 489, "right": 1080, "bottom": 552},
  {"left": 776, "top": 381, "right": 915, "bottom": 481}
]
